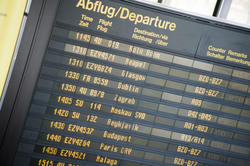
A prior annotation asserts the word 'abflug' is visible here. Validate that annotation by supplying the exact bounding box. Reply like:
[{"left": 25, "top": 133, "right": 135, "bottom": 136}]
[{"left": 76, "top": 0, "right": 177, "bottom": 31}]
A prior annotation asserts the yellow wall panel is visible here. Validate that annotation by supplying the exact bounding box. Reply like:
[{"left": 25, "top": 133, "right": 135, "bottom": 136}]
[{"left": 0, "top": 0, "right": 28, "bottom": 100}]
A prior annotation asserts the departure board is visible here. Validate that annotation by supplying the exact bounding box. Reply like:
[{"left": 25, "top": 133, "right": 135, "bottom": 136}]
[{"left": 11, "top": 0, "right": 250, "bottom": 166}]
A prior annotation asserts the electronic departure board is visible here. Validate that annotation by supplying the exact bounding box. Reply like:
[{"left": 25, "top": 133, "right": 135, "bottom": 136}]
[{"left": 2, "top": 0, "right": 250, "bottom": 166}]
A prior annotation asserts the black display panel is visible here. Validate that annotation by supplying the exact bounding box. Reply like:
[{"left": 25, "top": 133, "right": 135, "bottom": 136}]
[{"left": 8, "top": 0, "right": 250, "bottom": 166}]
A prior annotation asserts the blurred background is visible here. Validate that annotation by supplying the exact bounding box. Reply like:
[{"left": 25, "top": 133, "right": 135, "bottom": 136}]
[{"left": 145, "top": 0, "right": 250, "bottom": 26}]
